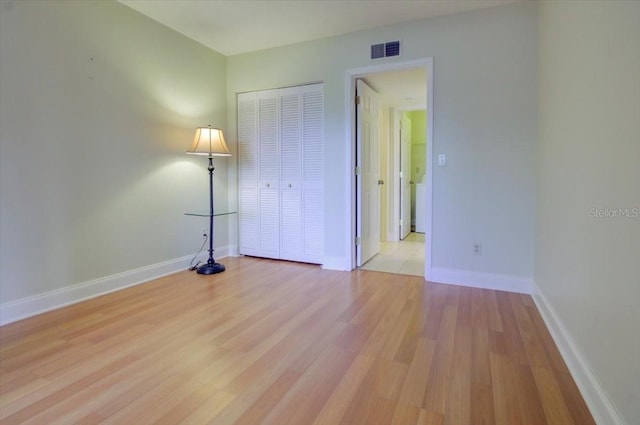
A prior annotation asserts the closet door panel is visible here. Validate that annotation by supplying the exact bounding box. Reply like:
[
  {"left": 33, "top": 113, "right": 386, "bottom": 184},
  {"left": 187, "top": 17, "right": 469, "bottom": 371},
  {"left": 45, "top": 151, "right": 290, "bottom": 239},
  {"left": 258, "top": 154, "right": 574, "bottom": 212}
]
[
  {"left": 257, "top": 90, "right": 280, "bottom": 258},
  {"left": 279, "top": 87, "right": 303, "bottom": 260},
  {"left": 301, "top": 84, "right": 324, "bottom": 262},
  {"left": 279, "top": 87, "right": 302, "bottom": 184},
  {"left": 303, "top": 187, "right": 323, "bottom": 260},
  {"left": 302, "top": 86, "right": 324, "bottom": 183},
  {"left": 238, "top": 188, "right": 258, "bottom": 255},
  {"left": 238, "top": 93, "right": 257, "bottom": 186},
  {"left": 258, "top": 91, "right": 279, "bottom": 188},
  {"left": 280, "top": 188, "right": 302, "bottom": 261},
  {"left": 237, "top": 92, "right": 258, "bottom": 255},
  {"left": 258, "top": 188, "right": 280, "bottom": 258}
]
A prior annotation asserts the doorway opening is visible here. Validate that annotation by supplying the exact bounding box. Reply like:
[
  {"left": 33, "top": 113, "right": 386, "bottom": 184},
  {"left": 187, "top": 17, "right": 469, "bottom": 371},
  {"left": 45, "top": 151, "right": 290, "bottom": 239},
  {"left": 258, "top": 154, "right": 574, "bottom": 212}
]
[{"left": 347, "top": 58, "right": 434, "bottom": 280}]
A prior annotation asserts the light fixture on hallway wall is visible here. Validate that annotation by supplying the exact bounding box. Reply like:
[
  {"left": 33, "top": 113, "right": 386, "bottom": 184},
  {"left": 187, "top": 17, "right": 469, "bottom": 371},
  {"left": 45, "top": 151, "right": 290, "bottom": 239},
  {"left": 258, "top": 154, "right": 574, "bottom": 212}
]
[{"left": 186, "top": 125, "right": 231, "bottom": 274}]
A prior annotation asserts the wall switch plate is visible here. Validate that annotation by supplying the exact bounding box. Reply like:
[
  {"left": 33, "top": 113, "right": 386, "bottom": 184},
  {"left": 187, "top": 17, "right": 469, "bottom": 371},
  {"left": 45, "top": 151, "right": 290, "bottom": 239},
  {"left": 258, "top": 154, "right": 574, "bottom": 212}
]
[{"left": 438, "top": 154, "right": 446, "bottom": 166}]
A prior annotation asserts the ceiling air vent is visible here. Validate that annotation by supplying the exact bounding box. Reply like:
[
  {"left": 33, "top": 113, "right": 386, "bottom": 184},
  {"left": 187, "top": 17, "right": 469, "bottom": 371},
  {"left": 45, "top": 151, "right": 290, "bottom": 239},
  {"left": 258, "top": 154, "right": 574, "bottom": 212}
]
[{"left": 371, "top": 40, "right": 401, "bottom": 60}]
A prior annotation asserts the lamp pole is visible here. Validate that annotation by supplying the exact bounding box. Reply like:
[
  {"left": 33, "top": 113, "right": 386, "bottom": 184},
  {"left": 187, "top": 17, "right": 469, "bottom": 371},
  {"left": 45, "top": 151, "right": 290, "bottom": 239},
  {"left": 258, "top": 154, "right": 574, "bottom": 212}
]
[{"left": 196, "top": 156, "right": 225, "bottom": 274}]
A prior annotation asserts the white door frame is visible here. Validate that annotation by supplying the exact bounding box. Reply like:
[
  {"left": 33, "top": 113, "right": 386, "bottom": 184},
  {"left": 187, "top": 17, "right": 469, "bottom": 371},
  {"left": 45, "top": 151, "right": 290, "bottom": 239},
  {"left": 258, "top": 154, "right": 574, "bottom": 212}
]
[{"left": 345, "top": 57, "right": 434, "bottom": 280}]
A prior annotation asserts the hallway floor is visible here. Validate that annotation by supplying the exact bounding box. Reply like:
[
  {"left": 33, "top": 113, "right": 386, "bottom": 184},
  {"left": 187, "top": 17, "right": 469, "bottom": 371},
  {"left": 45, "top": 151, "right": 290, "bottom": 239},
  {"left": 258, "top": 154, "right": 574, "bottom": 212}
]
[{"left": 360, "top": 232, "right": 425, "bottom": 276}]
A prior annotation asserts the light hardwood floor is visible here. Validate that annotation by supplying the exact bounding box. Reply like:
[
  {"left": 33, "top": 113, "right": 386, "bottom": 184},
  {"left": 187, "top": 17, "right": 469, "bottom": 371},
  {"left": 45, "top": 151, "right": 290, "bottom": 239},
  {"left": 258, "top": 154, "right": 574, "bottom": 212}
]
[{"left": 0, "top": 257, "right": 594, "bottom": 425}]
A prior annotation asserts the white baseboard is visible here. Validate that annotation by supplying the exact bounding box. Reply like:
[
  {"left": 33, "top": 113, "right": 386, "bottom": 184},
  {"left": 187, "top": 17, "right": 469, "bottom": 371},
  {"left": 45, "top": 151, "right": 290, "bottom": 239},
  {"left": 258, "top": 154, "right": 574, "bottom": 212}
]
[
  {"left": 532, "top": 283, "right": 624, "bottom": 425},
  {"left": 0, "top": 247, "right": 231, "bottom": 326},
  {"left": 430, "top": 267, "right": 532, "bottom": 294},
  {"left": 228, "top": 245, "right": 239, "bottom": 257},
  {"left": 322, "top": 256, "right": 351, "bottom": 271}
]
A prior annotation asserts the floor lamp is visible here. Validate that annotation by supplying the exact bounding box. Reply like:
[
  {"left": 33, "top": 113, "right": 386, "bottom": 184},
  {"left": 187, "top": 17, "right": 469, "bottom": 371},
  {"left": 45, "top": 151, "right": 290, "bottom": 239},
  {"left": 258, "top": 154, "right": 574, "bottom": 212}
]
[{"left": 186, "top": 126, "right": 231, "bottom": 274}]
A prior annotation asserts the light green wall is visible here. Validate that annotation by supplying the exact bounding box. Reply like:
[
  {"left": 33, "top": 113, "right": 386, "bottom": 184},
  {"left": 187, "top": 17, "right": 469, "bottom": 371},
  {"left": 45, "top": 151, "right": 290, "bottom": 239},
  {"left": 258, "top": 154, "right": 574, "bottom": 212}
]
[
  {"left": 0, "top": 0, "right": 228, "bottom": 303},
  {"left": 405, "top": 110, "right": 427, "bottom": 226},
  {"left": 536, "top": 1, "right": 640, "bottom": 424},
  {"left": 227, "top": 1, "right": 538, "bottom": 274},
  {"left": 408, "top": 110, "right": 427, "bottom": 146},
  {"left": 408, "top": 110, "right": 427, "bottom": 185}
]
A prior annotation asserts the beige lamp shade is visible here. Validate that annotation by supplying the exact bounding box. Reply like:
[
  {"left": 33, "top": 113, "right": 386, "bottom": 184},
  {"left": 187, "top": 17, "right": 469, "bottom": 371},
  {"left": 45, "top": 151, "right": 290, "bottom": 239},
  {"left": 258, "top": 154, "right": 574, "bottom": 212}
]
[{"left": 186, "top": 126, "right": 231, "bottom": 156}]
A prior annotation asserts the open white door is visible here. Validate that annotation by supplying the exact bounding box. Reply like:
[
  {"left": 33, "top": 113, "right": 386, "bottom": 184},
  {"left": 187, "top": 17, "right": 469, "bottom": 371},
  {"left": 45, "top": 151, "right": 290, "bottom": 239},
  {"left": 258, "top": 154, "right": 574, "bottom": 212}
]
[
  {"left": 400, "top": 114, "right": 412, "bottom": 239},
  {"left": 356, "top": 79, "right": 381, "bottom": 267}
]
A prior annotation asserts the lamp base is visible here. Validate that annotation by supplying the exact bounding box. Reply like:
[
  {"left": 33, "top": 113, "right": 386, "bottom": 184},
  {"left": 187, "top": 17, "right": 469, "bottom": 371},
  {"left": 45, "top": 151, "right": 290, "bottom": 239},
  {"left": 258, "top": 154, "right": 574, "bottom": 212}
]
[{"left": 196, "top": 262, "right": 225, "bottom": 275}]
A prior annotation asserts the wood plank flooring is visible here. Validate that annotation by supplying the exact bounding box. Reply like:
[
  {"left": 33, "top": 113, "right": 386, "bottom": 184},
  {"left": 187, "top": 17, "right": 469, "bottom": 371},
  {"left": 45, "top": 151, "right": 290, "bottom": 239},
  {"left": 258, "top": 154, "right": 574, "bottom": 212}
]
[{"left": 0, "top": 257, "right": 595, "bottom": 424}]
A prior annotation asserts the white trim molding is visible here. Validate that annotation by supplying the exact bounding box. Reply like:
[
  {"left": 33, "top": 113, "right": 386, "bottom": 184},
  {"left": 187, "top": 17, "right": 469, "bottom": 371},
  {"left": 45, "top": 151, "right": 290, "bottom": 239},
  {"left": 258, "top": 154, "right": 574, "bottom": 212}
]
[
  {"left": 345, "top": 57, "right": 434, "bottom": 279},
  {"left": 322, "top": 256, "right": 351, "bottom": 271},
  {"left": 0, "top": 247, "right": 232, "bottom": 326},
  {"left": 532, "top": 282, "right": 624, "bottom": 425},
  {"left": 430, "top": 267, "right": 533, "bottom": 294}
]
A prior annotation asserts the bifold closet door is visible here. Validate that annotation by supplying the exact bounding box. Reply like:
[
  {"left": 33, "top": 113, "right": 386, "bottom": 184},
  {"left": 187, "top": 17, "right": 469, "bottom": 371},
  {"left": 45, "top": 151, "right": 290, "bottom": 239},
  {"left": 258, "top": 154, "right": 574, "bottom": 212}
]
[
  {"left": 238, "top": 90, "right": 281, "bottom": 260},
  {"left": 238, "top": 84, "right": 324, "bottom": 264}
]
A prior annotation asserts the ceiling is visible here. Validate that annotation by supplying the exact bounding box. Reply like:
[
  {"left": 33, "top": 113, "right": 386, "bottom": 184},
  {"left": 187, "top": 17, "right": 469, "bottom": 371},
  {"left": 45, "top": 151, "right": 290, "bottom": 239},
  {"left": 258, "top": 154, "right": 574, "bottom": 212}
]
[
  {"left": 117, "top": 0, "right": 521, "bottom": 109},
  {"left": 117, "top": 0, "right": 522, "bottom": 56}
]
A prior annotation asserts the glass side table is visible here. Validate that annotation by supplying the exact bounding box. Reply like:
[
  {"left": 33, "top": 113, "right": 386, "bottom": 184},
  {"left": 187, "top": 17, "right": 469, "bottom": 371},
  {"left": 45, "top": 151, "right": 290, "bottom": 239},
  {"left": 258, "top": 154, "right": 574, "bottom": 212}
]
[
  {"left": 185, "top": 211, "right": 236, "bottom": 218},
  {"left": 184, "top": 211, "right": 236, "bottom": 274}
]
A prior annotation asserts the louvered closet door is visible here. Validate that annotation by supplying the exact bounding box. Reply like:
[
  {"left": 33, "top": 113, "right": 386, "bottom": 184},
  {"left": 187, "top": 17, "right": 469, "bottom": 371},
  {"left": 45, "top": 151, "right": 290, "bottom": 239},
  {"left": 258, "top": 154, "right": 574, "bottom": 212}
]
[
  {"left": 279, "top": 87, "right": 303, "bottom": 261},
  {"left": 237, "top": 92, "right": 259, "bottom": 256},
  {"left": 301, "top": 84, "right": 324, "bottom": 263},
  {"left": 237, "top": 83, "right": 324, "bottom": 264},
  {"left": 257, "top": 90, "right": 280, "bottom": 259}
]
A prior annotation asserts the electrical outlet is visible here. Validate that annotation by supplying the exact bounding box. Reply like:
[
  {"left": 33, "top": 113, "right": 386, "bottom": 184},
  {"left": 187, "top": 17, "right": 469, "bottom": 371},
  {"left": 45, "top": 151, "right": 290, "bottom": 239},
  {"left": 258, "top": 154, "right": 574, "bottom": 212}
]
[{"left": 473, "top": 243, "right": 481, "bottom": 255}]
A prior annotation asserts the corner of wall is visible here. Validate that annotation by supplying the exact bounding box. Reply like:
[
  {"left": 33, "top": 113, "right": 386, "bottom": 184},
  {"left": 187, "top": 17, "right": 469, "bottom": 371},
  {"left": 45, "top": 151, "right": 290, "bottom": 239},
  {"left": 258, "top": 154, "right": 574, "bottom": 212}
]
[{"left": 531, "top": 282, "right": 625, "bottom": 425}]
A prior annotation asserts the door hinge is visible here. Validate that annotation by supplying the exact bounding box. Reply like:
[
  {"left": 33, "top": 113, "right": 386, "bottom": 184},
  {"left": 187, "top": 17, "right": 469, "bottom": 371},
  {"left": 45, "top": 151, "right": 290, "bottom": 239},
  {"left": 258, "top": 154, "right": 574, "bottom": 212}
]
[
  {"left": 355, "top": 166, "right": 361, "bottom": 176},
  {"left": 399, "top": 171, "right": 404, "bottom": 178},
  {"left": 355, "top": 96, "right": 361, "bottom": 105},
  {"left": 355, "top": 236, "right": 361, "bottom": 246},
  {"left": 399, "top": 219, "right": 403, "bottom": 226}
]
